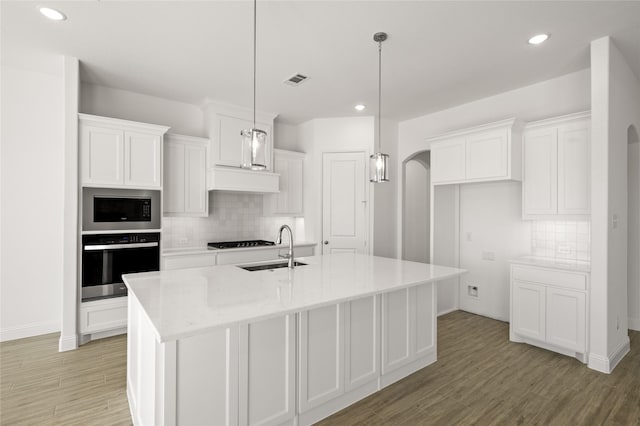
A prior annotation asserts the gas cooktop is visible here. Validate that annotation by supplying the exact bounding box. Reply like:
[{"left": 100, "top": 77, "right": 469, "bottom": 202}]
[{"left": 207, "top": 240, "right": 276, "bottom": 249}]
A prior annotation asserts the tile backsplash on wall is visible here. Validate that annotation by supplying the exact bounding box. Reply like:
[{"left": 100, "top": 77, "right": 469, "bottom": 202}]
[
  {"left": 531, "top": 220, "right": 590, "bottom": 261},
  {"left": 163, "top": 192, "right": 299, "bottom": 249}
]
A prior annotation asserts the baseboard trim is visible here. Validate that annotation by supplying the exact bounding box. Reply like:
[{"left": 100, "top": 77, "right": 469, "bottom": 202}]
[
  {"left": 588, "top": 337, "right": 631, "bottom": 374},
  {"left": 629, "top": 316, "right": 640, "bottom": 332},
  {"left": 0, "top": 321, "right": 59, "bottom": 342},
  {"left": 58, "top": 334, "right": 78, "bottom": 352},
  {"left": 438, "top": 307, "right": 458, "bottom": 317}
]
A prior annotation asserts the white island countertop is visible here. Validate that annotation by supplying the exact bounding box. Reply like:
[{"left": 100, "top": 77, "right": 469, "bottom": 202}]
[{"left": 123, "top": 253, "right": 466, "bottom": 342}]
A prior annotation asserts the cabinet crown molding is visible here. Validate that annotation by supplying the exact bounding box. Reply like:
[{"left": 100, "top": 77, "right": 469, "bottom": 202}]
[
  {"left": 165, "top": 133, "right": 210, "bottom": 144},
  {"left": 425, "top": 117, "right": 522, "bottom": 144},
  {"left": 524, "top": 111, "right": 591, "bottom": 130},
  {"left": 78, "top": 113, "right": 170, "bottom": 134}
]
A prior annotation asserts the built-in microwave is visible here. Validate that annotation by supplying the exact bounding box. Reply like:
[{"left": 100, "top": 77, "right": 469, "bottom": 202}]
[{"left": 82, "top": 188, "right": 160, "bottom": 231}]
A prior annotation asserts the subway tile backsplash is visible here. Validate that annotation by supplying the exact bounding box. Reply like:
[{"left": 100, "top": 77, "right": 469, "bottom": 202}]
[
  {"left": 162, "top": 192, "right": 298, "bottom": 249},
  {"left": 531, "top": 220, "right": 590, "bottom": 261}
]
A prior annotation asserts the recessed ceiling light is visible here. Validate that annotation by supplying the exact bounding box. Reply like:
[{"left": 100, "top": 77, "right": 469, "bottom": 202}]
[
  {"left": 39, "top": 7, "right": 67, "bottom": 21},
  {"left": 528, "top": 34, "right": 549, "bottom": 45},
  {"left": 355, "top": 104, "right": 366, "bottom": 111}
]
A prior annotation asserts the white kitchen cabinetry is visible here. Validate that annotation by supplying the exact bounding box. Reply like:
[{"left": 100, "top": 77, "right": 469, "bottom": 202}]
[
  {"left": 239, "top": 314, "right": 296, "bottom": 426},
  {"left": 430, "top": 118, "right": 522, "bottom": 185},
  {"left": 264, "top": 149, "right": 305, "bottom": 216},
  {"left": 510, "top": 263, "right": 589, "bottom": 361},
  {"left": 381, "top": 283, "right": 436, "bottom": 383},
  {"left": 162, "top": 252, "right": 217, "bottom": 270},
  {"left": 163, "top": 134, "right": 209, "bottom": 216},
  {"left": 344, "top": 296, "right": 380, "bottom": 392},
  {"left": 79, "top": 297, "right": 128, "bottom": 335},
  {"left": 79, "top": 114, "right": 169, "bottom": 189},
  {"left": 204, "top": 102, "right": 277, "bottom": 171},
  {"left": 522, "top": 111, "right": 590, "bottom": 219}
]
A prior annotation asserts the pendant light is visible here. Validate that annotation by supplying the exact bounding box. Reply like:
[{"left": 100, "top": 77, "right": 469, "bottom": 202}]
[
  {"left": 241, "top": 0, "right": 267, "bottom": 170},
  {"left": 370, "top": 32, "right": 390, "bottom": 183}
]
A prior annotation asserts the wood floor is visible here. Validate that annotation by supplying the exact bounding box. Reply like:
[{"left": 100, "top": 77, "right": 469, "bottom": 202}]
[{"left": 1, "top": 311, "right": 638, "bottom": 425}]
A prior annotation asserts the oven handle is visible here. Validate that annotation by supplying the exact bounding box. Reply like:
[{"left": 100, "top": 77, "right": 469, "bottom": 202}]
[{"left": 84, "top": 242, "right": 159, "bottom": 251}]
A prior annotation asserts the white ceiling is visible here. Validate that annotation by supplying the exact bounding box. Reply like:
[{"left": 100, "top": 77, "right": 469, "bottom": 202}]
[{"left": 3, "top": 1, "right": 640, "bottom": 124}]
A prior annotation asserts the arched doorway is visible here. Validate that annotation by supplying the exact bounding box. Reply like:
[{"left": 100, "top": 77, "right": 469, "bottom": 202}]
[{"left": 402, "top": 151, "right": 430, "bottom": 263}]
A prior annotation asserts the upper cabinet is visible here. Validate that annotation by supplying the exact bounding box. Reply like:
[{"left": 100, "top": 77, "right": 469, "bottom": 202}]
[
  {"left": 263, "top": 149, "right": 305, "bottom": 216},
  {"left": 203, "top": 102, "right": 277, "bottom": 171},
  {"left": 163, "top": 134, "right": 209, "bottom": 217},
  {"left": 430, "top": 118, "right": 523, "bottom": 185},
  {"left": 522, "top": 111, "right": 590, "bottom": 219},
  {"left": 79, "top": 114, "right": 169, "bottom": 189}
]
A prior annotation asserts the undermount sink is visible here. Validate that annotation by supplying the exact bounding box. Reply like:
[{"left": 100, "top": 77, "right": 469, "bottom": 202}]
[{"left": 238, "top": 261, "right": 307, "bottom": 272}]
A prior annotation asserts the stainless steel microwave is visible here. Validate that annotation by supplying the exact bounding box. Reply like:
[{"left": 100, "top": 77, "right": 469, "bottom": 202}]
[{"left": 82, "top": 188, "right": 160, "bottom": 231}]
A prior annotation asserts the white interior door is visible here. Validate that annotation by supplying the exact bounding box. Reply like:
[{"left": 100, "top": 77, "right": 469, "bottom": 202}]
[{"left": 322, "top": 152, "right": 368, "bottom": 254}]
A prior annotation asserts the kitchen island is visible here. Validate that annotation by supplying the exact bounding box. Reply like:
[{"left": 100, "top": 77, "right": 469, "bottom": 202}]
[{"left": 123, "top": 253, "right": 466, "bottom": 426}]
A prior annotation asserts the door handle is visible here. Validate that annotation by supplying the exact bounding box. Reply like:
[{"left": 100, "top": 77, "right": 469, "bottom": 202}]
[{"left": 324, "top": 241, "right": 329, "bottom": 245}]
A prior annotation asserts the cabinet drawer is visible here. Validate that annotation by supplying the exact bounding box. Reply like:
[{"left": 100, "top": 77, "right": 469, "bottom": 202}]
[
  {"left": 80, "top": 298, "right": 128, "bottom": 334},
  {"left": 163, "top": 253, "right": 216, "bottom": 270},
  {"left": 512, "top": 265, "right": 587, "bottom": 291}
]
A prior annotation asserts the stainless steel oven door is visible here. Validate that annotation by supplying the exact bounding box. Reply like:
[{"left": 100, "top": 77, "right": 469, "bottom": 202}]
[{"left": 81, "top": 234, "right": 160, "bottom": 301}]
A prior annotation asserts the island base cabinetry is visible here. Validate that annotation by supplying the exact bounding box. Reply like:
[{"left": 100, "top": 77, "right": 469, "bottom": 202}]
[{"left": 127, "top": 282, "right": 438, "bottom": 426}]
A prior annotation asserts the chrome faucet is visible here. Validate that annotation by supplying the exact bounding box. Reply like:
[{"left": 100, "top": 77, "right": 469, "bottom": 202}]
[{"left": 276, "top": 224, "right": 295, "bottom": 269}]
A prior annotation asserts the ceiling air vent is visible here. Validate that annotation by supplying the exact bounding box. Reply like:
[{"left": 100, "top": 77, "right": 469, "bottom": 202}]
[{"left": 284, "top": 74, "right": 308, "bottom": 86}]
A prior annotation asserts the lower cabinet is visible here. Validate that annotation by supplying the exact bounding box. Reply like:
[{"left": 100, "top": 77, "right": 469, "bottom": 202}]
[
  {"left": 510, "top": 264, "right": 589, "bottom": 360},
  {"left": 79, "top": 297, "right": 128, "bottom": 335},
  {"left": 381, "top": 284, "right": 436, "bottom": 380},
  {"left": 128, "top": 283, "right": 438, "bottom": 426}
]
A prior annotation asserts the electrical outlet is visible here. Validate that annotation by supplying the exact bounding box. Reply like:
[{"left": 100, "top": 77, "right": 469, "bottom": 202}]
[
  {"left": 467, "top": 285, "right": 479, "bottom": 298},
  {"left": 482, "top": 251, "right": 495, "bottom": 261},
  {"left": 612, "top": 214, "right": 619, "bottom": 229},
  {"left": 557, "top": 244, "right": 571, "bottom": 255},
  {"left": 466, "top": 232, "right": 473, "bottom": 242}
]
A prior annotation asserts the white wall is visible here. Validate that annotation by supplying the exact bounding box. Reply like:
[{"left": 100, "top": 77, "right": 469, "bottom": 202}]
[
  {"left": 589, "top": 36, "right": 640, "bottom": 372},
  {"left": 458, "top": 182, "right": 530, "bottom": 321},
  {"left": 299, "top": 117, "right": 374, "bottom": 251},
  {"left": 374, "top": 117, "right": 399, "bottom": 258},
  {"left": 80, "top": 83, "right": 205, "bottom": 137},
  {"left": 398, "top": 69, "right": 591, "bottom": 315},
  {"left": 629, "top": 135, "right": 640, "bottom": 331},
  {"left": 403, "top": 152, "right": 430, "bottom": 263},
  {"left": 1, "top": 60, "right": 65, "bottom": 341},
  {"left": 274, "top": 121, "right": 304, "bottom": 152}
]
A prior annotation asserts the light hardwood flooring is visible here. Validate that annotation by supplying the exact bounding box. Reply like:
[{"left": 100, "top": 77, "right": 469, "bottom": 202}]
[{"left": 1, "top": 311, "right": 638, "bottom": 425}]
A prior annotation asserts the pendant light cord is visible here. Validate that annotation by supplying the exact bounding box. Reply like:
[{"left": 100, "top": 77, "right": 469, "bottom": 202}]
[
  {"left": 377, "top": 40, "right": 382, "bottom": 153},
  {"left": 253, "top": 0, "right": 257, "bottom": 129}
]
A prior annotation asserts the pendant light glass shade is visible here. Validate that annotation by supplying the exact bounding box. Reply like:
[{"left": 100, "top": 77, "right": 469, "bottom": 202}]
[
  {"left": 241, "top": 128, "right": 267, "bottom": 170},
  {"left": 370, "top": 152, "right": 389, "bottom": 183},
  {"left": 241, "top": 0, "right": 267, "bottom": 171}
]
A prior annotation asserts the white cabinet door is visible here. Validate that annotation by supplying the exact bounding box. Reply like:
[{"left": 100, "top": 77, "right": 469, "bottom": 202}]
[
  {"left": 511, "top": 281, "right": 546, "bottom": 341},
  {"left": 176, "top": 328, "right": 239, "bottom": 426},
  {"left": 344, "top": 296, "right": 379, "bottom": 392},
  {"left": 163, "top": 140, "right": 186, "bottom": 213},
  {"left": 79, "top": 297, "right": 128, "bottom": 334},
  {"left": 546, "top": 287, "right": 586, "bottom": 352},
  {"left": 466, "top": 129, "right": 508, "bottom": 180},
  {"left": 414, "top": 283, "right": 436, "bottom": 357},
  {"left": 523, "top": 127, "right": 558, "bottom": 216},
  {"left": 381, "top": 288, "right": 412, "bottom": 374},
  {"left": 217, "top": 115, "right": 272, "bottom": 170},
  {"left": 124, "top": 131, "right": 162, "bottom": 188},
  {"left": 557, "top": 122, "right": 590, "bottom": 215},
  {"left": 80, "top": 125, "right": 124, "bottom": 185},
  {"left": 431, "top": 138, "right": 466, "bottom": 184},
  {"left": 239, "top": 314, "right": 295, "bottom": 426},
  {"left": 185, "top": 143, "right": 207, "bottom": 214},
  {"left": 299, "top": 304, "right": 344, "bottom": 412}
]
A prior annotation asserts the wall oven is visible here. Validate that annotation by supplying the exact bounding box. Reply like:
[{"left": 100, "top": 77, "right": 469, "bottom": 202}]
[
  {"left": 81, "top": 232, "right": 160, "bottom": 301},
  {"left": 83, "top": 188, "right": 160, "bottom": 231}
]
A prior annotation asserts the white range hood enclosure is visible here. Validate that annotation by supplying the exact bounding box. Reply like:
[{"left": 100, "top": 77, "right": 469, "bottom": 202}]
[{"left": 207, "top": 166, "right": 280, "bottom": 193}]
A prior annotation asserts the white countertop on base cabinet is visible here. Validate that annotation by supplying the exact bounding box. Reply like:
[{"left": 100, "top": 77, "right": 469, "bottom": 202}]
[{"left": 123, "top": 253, "right": 466, "bottom": 342}]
